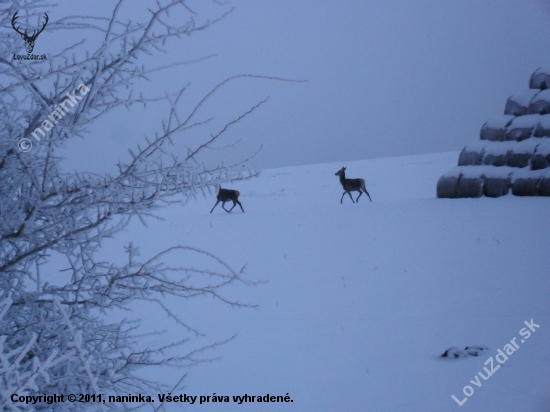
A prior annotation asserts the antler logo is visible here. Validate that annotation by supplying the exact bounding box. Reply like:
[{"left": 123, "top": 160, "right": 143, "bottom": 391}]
[{"left": 11, "top": 11, "right": 49, "bottom": 53}]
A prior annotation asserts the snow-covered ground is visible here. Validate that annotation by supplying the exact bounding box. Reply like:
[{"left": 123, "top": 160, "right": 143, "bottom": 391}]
[{"left": 95, "top": 151, "right": 549, "bottom": 411}]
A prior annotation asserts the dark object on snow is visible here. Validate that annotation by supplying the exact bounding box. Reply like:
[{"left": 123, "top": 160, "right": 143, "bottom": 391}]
[{"left": 440, "top": 346, "right": 488, "bottom": 359}]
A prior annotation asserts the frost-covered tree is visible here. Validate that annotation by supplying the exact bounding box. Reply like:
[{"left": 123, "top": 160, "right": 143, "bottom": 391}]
[{"left": 0, "top": 0, "right": 286, "bottom": 409}]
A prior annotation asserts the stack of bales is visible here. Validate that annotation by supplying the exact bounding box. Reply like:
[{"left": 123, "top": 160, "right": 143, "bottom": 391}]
[{"left": 437, "top": 67, "right": 550, "bottom": 198}]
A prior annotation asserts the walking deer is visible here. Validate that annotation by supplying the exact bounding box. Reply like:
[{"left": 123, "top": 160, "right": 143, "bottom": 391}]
[
  {"left": 335, "top": 167, "right": 372, "bottom": 204},
  {"left": 210, "top": 187, "right": 244, "bottom": 213}
]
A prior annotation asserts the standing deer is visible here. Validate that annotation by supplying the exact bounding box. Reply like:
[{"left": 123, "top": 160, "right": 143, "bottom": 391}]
[
  {"left": 210, "top": 187, "right": 244, "bottom": 213},
  {"left": 11, "top": 11, "right": 49, "bottom": 53},
  {"left": 335, "top": 167, "right": 372, "bottom": 204}
]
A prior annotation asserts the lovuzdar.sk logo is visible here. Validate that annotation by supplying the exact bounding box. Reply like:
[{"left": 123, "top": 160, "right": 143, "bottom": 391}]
[{"left": 12, "top": 11, "right": 48, "bottom": 60}]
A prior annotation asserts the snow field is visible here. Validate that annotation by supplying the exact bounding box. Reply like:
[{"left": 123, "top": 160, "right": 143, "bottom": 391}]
[{"left": 89, "top": 152, "right": 549, "bottom": 411}]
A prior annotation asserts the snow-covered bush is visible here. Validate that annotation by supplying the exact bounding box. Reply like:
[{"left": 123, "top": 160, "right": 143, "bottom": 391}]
[{"left": 0, "top": 0, "right": 280, "bottom": 408}]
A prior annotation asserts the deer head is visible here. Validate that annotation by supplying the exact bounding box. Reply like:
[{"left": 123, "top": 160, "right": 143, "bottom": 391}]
[
  {"left": 12, "top": 11, "right": 49, "bottom": 53},
  {"left": 335, "top": 167, "right": 346, "bottom": 177}
]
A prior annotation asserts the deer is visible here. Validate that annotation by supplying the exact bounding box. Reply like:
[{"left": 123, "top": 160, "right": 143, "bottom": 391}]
[
  {"left": 335, "top": 166, "right": 372, "bottom": 204},
  {"left": 11, "top": 11, "right": 49, "bottom": 54},
  {"left": 210, "top": 187, "right": 244, "bottom": 213}
]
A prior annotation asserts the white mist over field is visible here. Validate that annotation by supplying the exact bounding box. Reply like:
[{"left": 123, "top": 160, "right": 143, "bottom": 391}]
[{"left": 91, "top": 151, "right": 550, "bottom": 411}]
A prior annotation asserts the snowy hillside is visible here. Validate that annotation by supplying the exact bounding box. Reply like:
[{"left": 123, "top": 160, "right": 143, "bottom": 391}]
[{"left": 92, "top": 152, "right": 549, "bottom": 411}]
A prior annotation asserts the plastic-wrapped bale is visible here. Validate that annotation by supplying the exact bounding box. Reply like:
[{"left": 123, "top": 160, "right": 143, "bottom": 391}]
[
  {"left": 537, "top": 169, "right": 550, "bottom": 196},
  {"left": 436, "top": 167, "right": 461, "bottom": 198},
  {"left": 506, "top": 138, "right": 541, "bottom": 168},
  {"left": 480, "top": 115, "right": 515, "bottom": 141},
  {"left": 511, "top": 169, "right": 546, "bottom": 196},
  {"left": 528, "top": 89, "right": 550, "bottom": 115},
  {"left": 531, "top": 139, "right": 550, "bottom": 170},
  {"left": 481, "top": 141, "right": 512, "bottom": 166},
  {"left": 529, "top": 67, "right": 550, "bottom": 90},
  {"left": 511, "top": 176, "right": 537, "bottom": 196},
  {"left": 456, "top": 166, "right": 484, "bottom": 198},
  {"left": 504, "top": 114, "right": 538, "bottom": 141},
  {"left": 437, "top": 166, "right": 514, "bottom": 198},
  {"left": 436, "top": 167, "right": 484, "bottom": 198},
  {"left": 482, "top": 166, "right": 514, "bottom": 197},
  {"left": 504, "top": 90, "right": 539, "bottom": 116},
  {"left": 458, "top": 142, "right": 486, "bottom": 166},
  {"left": 534, "top": 114, "right": 550, "bottom": 137}
]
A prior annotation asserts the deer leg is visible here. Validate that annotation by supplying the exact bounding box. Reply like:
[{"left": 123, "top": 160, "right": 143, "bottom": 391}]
[
  {"left": 210, "top": 200, "right": 220, "bottom": 213},
  {"left": 356, "top": 191, "right": 362, "bottom": 202},
  {"left": 222, "top": 201, "right": 231, "bottom": 213},
  {"left": 340, "top": 192, "right": 346, "bottom": 204},
  {"left": 365, "top": 190, "right": 372, "bottom": 202},
  {"left": 228, "top": 202, "right": 237, "bottom": 212},
  {"left": 236, "top": 200, "right": 244, "bottom": 212},
  {"left": 347, "top": 191, "right": 355, "bottom": 203}
]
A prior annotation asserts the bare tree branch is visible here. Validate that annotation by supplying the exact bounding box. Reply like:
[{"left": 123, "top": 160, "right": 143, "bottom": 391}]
[{"left": 0, "top": 0, "right": 303, "bottom": 409}]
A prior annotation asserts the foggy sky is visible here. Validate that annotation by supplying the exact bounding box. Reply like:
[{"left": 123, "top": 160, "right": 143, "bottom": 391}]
[{"left": 12, "top": 0, "right": 550, "bottom": 172}]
